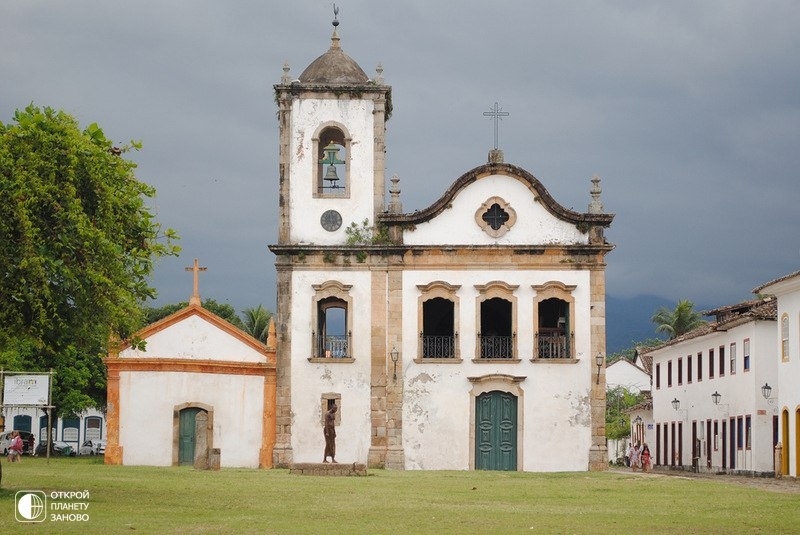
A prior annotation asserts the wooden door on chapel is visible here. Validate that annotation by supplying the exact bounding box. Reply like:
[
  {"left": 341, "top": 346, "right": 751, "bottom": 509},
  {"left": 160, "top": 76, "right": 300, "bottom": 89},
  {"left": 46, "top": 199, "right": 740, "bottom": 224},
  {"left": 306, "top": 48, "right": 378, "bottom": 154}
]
[
  {"left": 178, "top": 407, "right": 201, "bottom": 466},
  {"left": 475, "top": 391, "right": 517, "bottom": 471}
]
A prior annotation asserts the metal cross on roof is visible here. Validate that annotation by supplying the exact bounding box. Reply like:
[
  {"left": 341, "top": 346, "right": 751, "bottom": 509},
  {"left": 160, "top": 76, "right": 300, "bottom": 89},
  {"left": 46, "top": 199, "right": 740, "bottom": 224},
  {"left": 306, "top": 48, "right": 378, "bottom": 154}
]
[
  {"left": 185, "top": 258, "right": 208, "bottom": 306},
  {"left": 483, "top": 102, "right": 509, "bottom": 150}
]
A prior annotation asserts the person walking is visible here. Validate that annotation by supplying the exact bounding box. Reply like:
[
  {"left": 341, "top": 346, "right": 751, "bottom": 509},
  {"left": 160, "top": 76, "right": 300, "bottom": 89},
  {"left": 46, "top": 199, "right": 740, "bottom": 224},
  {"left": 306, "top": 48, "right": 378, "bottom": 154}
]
[
  {"left": 8, "top": 431, "right": 24, "bottom": 463},
  {"left": 641, "top": 444, "right": 652, "bottom": 472},
  {"left": 629, "top": 441, "right": 641, "bottom": 471}
]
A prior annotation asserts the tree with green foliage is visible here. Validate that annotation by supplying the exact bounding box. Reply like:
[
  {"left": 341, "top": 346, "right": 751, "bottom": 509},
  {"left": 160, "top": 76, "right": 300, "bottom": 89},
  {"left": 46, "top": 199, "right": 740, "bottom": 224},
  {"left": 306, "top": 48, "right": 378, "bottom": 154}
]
[
  {"left": 650, "top": 299, "right": 706, "bottom": 339},
  {"left": 241, "top": 305, "right": 273, "bottom": 343},
  {"left": 0, "top": 104, "right": 180, "bottom": 416},
  {"left": 143, "top": 299, "right": 244, "bottom": 329},
  {"left": 605, "top": 386, "right": 646, "bottom": 441}
]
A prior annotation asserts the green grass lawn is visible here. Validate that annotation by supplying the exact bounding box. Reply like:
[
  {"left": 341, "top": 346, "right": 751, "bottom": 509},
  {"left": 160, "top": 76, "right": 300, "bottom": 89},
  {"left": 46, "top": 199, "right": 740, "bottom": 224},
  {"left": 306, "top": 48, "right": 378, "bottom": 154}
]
[{"left": 1, "top": 457, "right": 798, "bottom": 534}]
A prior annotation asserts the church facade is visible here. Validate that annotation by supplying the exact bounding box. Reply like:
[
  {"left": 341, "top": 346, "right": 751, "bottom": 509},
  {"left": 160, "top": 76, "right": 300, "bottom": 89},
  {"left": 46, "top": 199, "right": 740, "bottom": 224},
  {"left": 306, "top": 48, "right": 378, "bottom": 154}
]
[{"left": 269, "top": 28, "right": 614, "bottom": 471}]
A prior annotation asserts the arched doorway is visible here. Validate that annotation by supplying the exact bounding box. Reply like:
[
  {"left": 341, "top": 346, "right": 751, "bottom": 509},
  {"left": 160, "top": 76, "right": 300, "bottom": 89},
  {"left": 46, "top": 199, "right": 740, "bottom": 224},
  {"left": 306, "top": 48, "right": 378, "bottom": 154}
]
[
  {"left": 795, "top": 408, "right": 800, "bottom": 477},
  {"left": 781, "top": 409, "right": 790, "bottom": 475},
  {"left": 174, "top": 403, "right": 213, "bottom": 467}
]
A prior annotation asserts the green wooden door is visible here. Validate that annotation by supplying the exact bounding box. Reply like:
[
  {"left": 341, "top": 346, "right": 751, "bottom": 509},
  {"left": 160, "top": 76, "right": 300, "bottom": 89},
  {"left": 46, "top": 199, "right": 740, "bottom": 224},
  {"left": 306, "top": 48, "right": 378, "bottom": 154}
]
[
  {"left": 475, "top": 391, "right": 517, "bottom": 471},
  {"left": 179, "top": 408, "right": 201, "bottom": 466}
]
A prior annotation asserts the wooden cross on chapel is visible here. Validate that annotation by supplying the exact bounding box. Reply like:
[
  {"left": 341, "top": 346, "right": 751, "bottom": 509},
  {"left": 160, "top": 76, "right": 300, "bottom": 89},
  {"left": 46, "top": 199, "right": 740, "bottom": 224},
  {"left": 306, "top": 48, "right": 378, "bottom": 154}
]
[{"left": 185, "top": 258, "right": 208, "bottom": 306}]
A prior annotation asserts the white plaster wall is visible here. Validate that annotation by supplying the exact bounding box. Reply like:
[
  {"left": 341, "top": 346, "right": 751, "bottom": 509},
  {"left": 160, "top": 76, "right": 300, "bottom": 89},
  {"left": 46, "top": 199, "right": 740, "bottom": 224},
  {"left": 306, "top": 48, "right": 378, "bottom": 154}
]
[
  {"left": 650, "top": 320, "right": 777, "bottom": 472},
  {"left": 606, "top": 360, "right": 651, "bottom": 393},
  {"left": 404, "top": 176, "right": 588, "bottom": 246},
  {"left": 771, "top": 278, "right": 800, "bottom": 476},
  {"left": 401, "top": 269, "right": 593, "bottom": 471},
  {"left": 289, "top": 269, "right": 374, "bottom": 463},
  {"left": 288, "top": 98, "right": 376, "bottom": 245},
  {"left": 119, "top": 315, "right": 265, "bottom": 363},
  {"left": 118, "top": 371, "right": 265, "bottom": 468}
]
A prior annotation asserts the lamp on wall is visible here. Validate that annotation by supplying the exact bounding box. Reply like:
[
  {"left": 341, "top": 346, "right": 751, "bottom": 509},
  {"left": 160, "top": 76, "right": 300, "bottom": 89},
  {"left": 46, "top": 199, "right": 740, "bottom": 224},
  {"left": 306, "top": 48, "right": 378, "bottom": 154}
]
[
  {"left": 390, "top": 347, "right": 399, "bottom": 382},
  {"left": 633, "top": 415, "right": 643, "bottom": 425},
  {"left": 711, "top": 391, "right": 722, "bottom": 405},
  {"left": 672, "top": 398, "right": 688, "bottom": 421},
  {"left": 761, "top": 382, "right": 778, "bottom": 410},
  {"left": 595, "top": 352, "right": 604, "bottom": 385}
]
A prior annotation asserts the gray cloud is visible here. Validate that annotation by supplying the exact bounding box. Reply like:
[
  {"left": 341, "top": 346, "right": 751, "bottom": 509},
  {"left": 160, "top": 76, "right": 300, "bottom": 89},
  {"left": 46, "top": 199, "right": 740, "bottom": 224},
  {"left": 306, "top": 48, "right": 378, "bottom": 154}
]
[{"left": 2, "top": 0, "right": 798, "bottom": 315}]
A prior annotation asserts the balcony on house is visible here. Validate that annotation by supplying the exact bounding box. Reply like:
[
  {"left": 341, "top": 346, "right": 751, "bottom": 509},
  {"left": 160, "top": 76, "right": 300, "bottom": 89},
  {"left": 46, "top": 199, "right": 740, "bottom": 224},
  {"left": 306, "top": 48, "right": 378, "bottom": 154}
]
[
  {"left": 420, "top": 334, "right": 457, "bottom": 358},
  {"left": 478, "top": 333, "right": 515, "bottom": 359},
  {"left": 536, "top": 329, "right": 572, "bottom": 359}
]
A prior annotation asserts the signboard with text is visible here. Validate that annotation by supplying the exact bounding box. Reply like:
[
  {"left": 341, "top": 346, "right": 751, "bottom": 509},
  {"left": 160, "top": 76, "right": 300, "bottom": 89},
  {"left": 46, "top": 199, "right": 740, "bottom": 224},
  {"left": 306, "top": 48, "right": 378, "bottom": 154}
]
[{"left": 3, "top": 374, "right": 50, "bottom": 406}]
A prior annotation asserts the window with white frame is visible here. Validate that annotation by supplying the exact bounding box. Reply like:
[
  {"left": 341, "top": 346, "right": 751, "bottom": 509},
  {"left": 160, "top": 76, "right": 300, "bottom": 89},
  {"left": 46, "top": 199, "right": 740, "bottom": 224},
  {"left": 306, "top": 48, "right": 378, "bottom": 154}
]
[
  {"left": 730, "top": 342, "right": 736, "bottom": 375},
  {"left": 781, "top": 313, "right": 790, "bottom": 362}
]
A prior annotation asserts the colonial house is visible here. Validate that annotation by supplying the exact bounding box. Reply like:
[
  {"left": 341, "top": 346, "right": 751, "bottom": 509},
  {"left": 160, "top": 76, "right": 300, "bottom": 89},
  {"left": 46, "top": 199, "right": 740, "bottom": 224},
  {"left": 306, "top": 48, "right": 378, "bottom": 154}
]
[
  {"left": 643, "top": 297, "right": 778, "bottom": 474},
  {"left": 104, "top": 270, "right": 277, "bottom": 469},
  {"left": 269, "top": 25, "right": 614, "bottom": 472},
  {"left": 754, "top": 270, "right": 800, "bottom": 477},
  {"left": 0, "top": 407, "right": 105, "bottom": 454},
  {"left": 606, "top": 357, "right": 651, "bottom": 394}
]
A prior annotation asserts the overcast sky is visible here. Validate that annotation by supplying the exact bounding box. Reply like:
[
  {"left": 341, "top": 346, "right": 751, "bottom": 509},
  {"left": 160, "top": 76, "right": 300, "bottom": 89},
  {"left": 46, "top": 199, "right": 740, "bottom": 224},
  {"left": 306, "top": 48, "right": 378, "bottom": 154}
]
[{"left": 3, "top": 1, "right": 799, "bottom": 316}]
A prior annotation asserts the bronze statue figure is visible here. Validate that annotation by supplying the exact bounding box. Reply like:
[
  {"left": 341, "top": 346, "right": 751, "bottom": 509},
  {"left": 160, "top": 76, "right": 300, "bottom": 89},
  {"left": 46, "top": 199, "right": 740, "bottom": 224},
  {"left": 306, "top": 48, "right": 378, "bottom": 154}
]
[{"left": 323, "top": 404, "right": 338, "bottom": 463}]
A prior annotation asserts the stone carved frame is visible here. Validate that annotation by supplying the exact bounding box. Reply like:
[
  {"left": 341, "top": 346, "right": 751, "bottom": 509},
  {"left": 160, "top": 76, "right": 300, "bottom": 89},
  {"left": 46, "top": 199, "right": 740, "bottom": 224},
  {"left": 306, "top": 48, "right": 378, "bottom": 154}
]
[
  {"left": 310, "top": 280, "right": 355, "bottom": 363},
  {"left": 532, "top": 281, "right": 578, "bottom": 362},
  {"left": 416, "top": 281, "right": 462, "bottom": 362},
  {"left": 475, "top": 196, "right": 517, "bottom": 238},
  {"left": 312, "top": 122, "right": 352, "bottom": 198},
  {"left": 172, "top": 402, "right": 214, "bottom": 467},
  {"left": 467, "top": 374, "right": 526, "bottom": 471}
]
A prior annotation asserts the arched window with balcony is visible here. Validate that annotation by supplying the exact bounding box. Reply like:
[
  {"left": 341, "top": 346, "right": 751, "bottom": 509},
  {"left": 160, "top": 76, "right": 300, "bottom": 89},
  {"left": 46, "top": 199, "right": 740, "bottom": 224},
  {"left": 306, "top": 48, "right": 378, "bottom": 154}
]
[
  {"left": 475, "top": 282, "right": 518, "bottom": 360},
  {"left": 311, "top": 281, "right": 354, "bottom": 361},
  {"left": 533, "top": 281, "right": 577, "bottom": 360},
  {"left": 417, "top": 281, "right": 461, "bottom": 360}
]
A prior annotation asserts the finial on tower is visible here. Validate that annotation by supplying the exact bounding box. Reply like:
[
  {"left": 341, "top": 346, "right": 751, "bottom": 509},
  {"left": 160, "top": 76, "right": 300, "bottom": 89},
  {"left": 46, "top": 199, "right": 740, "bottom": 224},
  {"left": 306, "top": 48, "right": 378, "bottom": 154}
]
[
  {"left": 330, "top": 4, "right": 341, "bottom": 48},
  {"left": 281, "top": 62, "right": 291, "bottom": 84},
  {"left": 389, "top": 174, "right": 402, "bottom": 214},
  {"left": 588, "top": 175, "right": 604, "bottom": 214}
]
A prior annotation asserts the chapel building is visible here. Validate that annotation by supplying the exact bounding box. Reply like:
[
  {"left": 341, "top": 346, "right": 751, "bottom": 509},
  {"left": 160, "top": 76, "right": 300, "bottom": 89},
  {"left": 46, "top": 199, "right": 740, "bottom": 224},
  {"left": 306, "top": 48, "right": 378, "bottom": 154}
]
[{"left": 269, "top": 25, "right": 614, "bottom": 471}]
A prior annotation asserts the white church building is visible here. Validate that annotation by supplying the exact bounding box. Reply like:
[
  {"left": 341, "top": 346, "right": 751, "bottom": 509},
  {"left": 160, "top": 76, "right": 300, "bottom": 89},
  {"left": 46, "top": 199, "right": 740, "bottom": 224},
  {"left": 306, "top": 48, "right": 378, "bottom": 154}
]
[{"left": 269, "top": 24, "right": 614, "bottom": 471}]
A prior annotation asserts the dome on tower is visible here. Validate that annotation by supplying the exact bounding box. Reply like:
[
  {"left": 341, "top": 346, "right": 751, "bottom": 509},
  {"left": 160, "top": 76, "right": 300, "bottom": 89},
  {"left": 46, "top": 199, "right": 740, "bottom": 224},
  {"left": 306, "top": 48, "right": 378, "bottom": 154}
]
[{"left": 298, "top": 31, "right": 369, "bottom": 85}]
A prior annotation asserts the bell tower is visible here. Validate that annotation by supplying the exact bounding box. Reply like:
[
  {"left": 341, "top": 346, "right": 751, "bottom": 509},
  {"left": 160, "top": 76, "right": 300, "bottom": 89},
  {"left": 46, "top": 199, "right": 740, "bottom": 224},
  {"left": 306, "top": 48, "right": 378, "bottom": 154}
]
[{"left": 274, "top": 17, "right": 391, "bottom": 246}]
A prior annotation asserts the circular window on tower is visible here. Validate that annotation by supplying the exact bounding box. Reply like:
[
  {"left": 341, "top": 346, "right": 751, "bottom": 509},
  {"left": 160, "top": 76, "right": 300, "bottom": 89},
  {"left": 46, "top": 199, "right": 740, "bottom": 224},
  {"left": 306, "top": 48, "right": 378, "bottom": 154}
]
[{"left": 475, "top": 196, "right": 517, "bottom": 238}]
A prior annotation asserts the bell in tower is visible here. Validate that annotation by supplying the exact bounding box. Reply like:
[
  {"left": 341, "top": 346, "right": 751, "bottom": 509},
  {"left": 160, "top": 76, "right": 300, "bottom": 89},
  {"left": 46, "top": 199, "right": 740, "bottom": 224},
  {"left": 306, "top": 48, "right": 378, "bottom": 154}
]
[{"left": 320, "top": 142, "right": 345, "bottom": 190}]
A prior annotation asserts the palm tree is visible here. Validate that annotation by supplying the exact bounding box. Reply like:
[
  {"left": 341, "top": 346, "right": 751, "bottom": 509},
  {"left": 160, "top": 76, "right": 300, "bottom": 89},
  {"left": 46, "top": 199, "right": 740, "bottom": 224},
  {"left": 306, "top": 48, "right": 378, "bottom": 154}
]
[
  {"left": 651, "top": 299, "right": 705, "bottom": 339},
  {"left": 241, "top": 305, "right": 273, "bottom": 343}
]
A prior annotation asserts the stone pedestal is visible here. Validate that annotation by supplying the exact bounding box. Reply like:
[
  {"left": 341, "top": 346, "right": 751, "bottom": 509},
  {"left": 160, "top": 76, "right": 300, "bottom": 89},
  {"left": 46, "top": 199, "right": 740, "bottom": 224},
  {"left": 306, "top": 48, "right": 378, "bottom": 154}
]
[
  {"left": 289, "top": 463, "right": 367, "bottom": 476},
  {"left": 208, "top": 448, "right": 221, "bottom": 471}
]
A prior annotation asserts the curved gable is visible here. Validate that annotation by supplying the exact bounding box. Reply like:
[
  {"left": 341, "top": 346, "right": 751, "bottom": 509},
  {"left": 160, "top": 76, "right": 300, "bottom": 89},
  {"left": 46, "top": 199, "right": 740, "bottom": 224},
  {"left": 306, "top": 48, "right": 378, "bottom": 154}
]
[{"left": 380, "top": 162, "right": 614, "bottom": 228}]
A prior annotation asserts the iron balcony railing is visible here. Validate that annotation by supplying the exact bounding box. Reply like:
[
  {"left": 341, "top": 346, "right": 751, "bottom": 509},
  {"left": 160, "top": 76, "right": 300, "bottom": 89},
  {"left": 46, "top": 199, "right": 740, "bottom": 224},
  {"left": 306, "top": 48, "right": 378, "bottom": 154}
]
[
  {"left": 477, "top": 333, "right": 515, "bottom": 359},
  {"left": 313, "top": 332, "right": 351, "bottom": 358},
  {"left": 419, "top": 333, "right": 457, "bottom": 358},
  {"left": 535, "top": 331, "right": 573, "bottom": 359}
]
